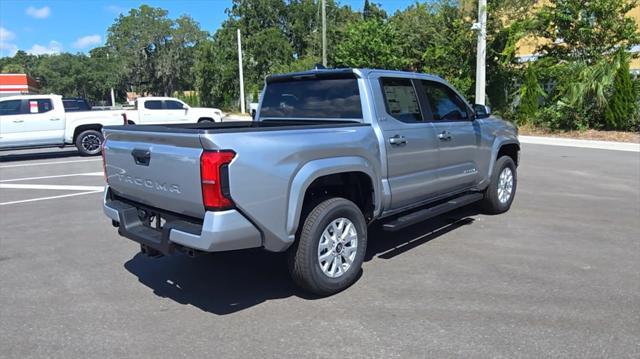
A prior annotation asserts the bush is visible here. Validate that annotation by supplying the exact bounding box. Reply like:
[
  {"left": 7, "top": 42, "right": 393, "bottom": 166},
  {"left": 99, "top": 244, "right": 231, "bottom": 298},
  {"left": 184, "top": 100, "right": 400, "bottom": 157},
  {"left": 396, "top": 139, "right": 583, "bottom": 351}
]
[
  {"left": 605, "top": 53, "right": 638, "bottom": 131},
  {"left": 517, "top": 65, "right": 546, "bottom": 124}
]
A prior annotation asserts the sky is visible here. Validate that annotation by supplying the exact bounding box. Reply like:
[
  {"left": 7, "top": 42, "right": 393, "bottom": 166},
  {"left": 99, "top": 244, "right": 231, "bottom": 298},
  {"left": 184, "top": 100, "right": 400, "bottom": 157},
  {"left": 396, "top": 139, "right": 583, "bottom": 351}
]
[{"left": 0, "top": 0, "right": 419, "bottom": 57}]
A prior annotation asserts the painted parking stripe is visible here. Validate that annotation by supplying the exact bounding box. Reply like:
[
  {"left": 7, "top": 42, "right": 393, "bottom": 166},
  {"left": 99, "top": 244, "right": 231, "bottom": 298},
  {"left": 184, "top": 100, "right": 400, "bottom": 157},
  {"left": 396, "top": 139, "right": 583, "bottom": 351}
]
[
  {"left": 0, "top": 190, "right": 102, "bottom": 206},
  {"left": 0, "top": 172, "right": 103, "bottom": 183},
  {"left": 0, "top": 184, "right": 104, "bottom": 191},
  {"left": 0, "top": 158, "right": 101, "bottom": 169}
]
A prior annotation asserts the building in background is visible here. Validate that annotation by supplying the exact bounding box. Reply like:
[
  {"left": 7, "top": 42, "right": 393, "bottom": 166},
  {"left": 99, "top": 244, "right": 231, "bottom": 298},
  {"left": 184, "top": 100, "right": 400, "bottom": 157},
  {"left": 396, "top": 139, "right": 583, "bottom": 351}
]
[{"left": 0, "top": 74, "right": 40, "bottom": 98}]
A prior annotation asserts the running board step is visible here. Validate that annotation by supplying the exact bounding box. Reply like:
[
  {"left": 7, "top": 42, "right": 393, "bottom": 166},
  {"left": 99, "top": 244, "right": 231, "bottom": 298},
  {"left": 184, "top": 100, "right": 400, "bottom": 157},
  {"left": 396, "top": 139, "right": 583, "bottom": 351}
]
[{"left": 382, "top": 193, "right": 484, "bottom": 232}]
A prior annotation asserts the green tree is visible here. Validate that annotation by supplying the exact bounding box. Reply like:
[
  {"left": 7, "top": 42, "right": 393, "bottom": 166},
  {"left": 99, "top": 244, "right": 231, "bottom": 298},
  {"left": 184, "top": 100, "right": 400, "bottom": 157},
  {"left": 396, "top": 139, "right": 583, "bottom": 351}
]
[
  {"left": 527, "top": 0, "right": 640, "bottom": 130},
  {"left": 194, "top": 0, "right": 359, "bottom": 110},
  {"left": 333, "top": 18, "right": 405, "bottom": 69},
  {"left": 194, "top": 22, "right": 240, "bottom": 108},
  {"left": 106, "top": 5, "right": 207, "bottom": 96},
  {"left": 363, "top": 0, "right": 387, "bottom": 20},
  {"left": 604, "top": 50, "right": 638, "bottom": 130},
  {"left": 518, "top": 65, "right": 546, "bottom": 121},
  {"left": 1, "top": 63, "right": 25, "bottom": 73},
  {"left": 418, "top": 2, "right": 475, "bottom": 97},
  {"left": 534, "top": 0, "right": 640, "bottom": 63}
]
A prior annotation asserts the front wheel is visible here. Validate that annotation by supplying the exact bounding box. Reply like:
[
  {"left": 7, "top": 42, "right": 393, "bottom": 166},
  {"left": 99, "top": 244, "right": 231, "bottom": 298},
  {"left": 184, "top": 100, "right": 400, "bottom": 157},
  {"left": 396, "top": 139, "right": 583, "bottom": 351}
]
[
  {"left": 75, "top": 129, "right": 103, "bottom": 156},
  {"left": 287, "top": 198, "right": 367, "bottom": 296},
  {"left": 481, "top": 156, "right": 517, "bottom": 214}
]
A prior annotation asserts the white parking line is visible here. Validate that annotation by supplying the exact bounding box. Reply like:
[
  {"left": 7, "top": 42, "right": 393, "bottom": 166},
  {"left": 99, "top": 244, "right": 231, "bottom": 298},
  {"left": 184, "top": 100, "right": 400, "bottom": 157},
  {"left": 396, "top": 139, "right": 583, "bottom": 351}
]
[
  {"left": 0, "top": 184, "right": 104, "bottom": 191},
  {"left": 0, "top": 172, "right": 103, "bottom": 183},
  {"left": 0, "top": 190, "right": 103, "bottom": 206},
  {"left": 0, "top": 158, "right": 101, "bottom": 169}
]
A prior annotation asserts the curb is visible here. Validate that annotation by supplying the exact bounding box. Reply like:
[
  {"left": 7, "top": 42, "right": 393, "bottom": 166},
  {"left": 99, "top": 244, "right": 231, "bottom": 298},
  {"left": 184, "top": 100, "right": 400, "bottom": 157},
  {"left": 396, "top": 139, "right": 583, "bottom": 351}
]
[{"left": 519, "top": 135, "right": 640, "bottom": 152}]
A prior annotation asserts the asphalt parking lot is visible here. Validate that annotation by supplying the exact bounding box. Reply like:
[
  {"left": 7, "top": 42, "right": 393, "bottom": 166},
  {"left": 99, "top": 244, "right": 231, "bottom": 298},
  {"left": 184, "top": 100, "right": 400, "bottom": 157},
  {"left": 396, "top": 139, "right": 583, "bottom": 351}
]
[{"left": 1, "top": 143, "right": 639, "bottom": 358}]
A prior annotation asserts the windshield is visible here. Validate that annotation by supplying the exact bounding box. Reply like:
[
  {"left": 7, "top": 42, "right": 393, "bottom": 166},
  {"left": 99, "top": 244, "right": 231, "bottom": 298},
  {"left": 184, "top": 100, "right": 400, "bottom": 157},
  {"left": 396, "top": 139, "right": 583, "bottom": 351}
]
[{"left": 260, "top": 77, "right": 362, "bottom": 120}]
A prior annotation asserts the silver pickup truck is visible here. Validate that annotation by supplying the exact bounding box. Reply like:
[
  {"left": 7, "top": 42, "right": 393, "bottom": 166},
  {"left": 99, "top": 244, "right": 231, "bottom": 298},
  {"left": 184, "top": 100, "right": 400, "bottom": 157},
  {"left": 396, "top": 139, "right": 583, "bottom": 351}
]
[{"left": 102, "top": 68, "right": 519, "bottom": 295}]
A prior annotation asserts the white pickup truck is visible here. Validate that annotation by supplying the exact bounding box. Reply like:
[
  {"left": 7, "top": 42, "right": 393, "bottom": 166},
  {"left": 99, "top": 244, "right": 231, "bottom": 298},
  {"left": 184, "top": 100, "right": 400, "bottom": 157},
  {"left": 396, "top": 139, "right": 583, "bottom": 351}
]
[
  {"left": 0, "top": 94, "right": 125, "bottom": 156},
  {"left": 123, "top": 97, "right": 223, "bottom": 125}
]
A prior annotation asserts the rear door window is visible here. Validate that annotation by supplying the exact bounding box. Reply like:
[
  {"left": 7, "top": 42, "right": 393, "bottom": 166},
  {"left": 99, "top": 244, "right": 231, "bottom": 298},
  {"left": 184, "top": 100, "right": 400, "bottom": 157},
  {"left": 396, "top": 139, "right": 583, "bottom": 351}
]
[
  {"left": 144, "top": 100, "right": 162, "bottom": 110},
  {"left": 164, "top": 100, "right": 185, "bottom": 110},
  {"left": 380, "top": 77, "right": 422, "bottom": 122},
  {"left": 34, "top": 99, "right": 53, "bottom": 113},
  {"left": 260, "top": 77, "right": 362, "bottom": 119}
]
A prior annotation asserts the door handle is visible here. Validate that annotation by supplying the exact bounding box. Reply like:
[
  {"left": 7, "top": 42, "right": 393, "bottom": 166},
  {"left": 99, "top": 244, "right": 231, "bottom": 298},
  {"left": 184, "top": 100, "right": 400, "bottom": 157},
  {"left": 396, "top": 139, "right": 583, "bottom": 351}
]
[
  {"left": 13, "top": 120, "right": 24, "bottom": 123},
  {"left": 438, "top": 131, "right": 452, "bottom": 141},
  {"left": 389, "top": 135, "right": 407, "bottom": 146},
  {"left": 50, "top": 118, "right": 61, "bottom": 121}
]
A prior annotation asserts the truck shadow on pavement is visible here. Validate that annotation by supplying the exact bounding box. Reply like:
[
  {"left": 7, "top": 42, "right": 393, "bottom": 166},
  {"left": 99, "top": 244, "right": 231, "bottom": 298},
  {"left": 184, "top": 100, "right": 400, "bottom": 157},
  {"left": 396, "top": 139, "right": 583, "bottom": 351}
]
[
  {"left": 0, "top": 149, "right": 81, "bottom": 162},
  {"left": 123, "top": 206, "right": 479, "bottom": 315}
]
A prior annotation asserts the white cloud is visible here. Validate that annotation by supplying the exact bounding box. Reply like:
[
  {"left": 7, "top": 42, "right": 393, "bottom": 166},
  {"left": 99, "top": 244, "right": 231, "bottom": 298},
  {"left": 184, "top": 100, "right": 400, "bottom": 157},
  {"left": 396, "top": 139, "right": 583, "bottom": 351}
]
[
  {"left": 105, "top": 5, "right": 126, "bottom": 14},
  {"left": 27, "top": 40, "right": 62, "bottom": 55},
  {"left": 0, "top": 43, "right": 18, "bottom": 57},
  {"left": 72, "top": 35, "right": 102, "bottom": 49},
  {"left": 26, "top": 6, "right": 51, "bottom": 19},
  {"left": 0, "top": 27, "right": 16, "bottom": 42},
  {"left": 0, "top": 27, "right": 18, "bottom": 57}
]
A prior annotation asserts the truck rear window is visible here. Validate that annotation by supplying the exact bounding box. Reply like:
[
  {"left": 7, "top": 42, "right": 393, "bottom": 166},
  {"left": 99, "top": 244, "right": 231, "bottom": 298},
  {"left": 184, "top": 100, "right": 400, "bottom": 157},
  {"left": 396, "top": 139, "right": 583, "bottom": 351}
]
[{"left": 260, "top": 78, "right": 362, "bottom": 119}]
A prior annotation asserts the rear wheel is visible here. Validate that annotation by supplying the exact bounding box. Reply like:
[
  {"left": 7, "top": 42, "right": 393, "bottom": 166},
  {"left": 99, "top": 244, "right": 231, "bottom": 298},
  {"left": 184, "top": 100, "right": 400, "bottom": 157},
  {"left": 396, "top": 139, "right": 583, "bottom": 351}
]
[
  {"left": 481, "top": 156, "right": 517, "bottom": 214},
  {"left": 75, "top": 129, "right": 103, "bottom": 156},
  {"left": 198, "top": 118, "right": 214, "bottom": 123},
  {"left": 288, "top": 198, "right": 367, "bottom": 296}
]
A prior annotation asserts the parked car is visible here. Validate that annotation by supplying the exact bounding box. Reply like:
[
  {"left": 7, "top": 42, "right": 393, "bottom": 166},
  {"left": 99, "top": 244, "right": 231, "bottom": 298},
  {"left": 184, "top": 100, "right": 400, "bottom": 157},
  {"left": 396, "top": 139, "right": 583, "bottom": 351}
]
[
  {"left": 101, "top": 68, "right": 520, "bottom": 295},
  {"left": 123, "top": 97, "right": 223, "bottom": 124},
  {"left": 0, "top": 94, "right": 125, "bottom": 156}
]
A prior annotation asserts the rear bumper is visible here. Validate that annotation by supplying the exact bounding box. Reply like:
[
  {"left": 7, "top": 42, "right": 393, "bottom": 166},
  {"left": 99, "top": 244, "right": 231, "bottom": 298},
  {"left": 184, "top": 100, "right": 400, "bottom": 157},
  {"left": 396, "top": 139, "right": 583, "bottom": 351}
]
[{"left": 103, "top": 187, "right": 262, "bottom": 255}]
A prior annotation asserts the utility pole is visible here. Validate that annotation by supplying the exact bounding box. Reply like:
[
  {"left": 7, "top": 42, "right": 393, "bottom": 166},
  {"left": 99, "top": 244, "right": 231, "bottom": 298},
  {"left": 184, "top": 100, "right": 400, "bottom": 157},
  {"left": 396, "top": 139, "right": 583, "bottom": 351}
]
[
  {"left": 237, "top": 28, "right": 245, "bottom": 114},
  {"left": 474, "top": 0, "right": 487, "bottom": 105},
  {"left": 321, "top": 0, "right": 327, "bottom": 67},
  {"left": 106, "top": 52, "right": 116, "bottom": 107}
]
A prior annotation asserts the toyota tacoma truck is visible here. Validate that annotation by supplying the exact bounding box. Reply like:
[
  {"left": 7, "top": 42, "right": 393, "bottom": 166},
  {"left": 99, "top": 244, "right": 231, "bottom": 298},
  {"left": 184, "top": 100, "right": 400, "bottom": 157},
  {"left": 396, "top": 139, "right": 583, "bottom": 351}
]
[
  {"left": 0, "top": 94, "right": 125, "bottom": 156},
  {"left": 102, "top": 68, "right": 519, "bottom": 295},
  {"left": 123, "top": 97, "right": 223, "bottom": 124}
]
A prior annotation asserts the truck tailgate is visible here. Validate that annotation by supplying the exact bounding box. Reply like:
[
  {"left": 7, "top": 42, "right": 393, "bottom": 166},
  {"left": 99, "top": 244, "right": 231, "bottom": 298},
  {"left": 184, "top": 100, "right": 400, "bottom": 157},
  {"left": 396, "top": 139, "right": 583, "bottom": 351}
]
[{"left": 103, "top": 128, "right": 205, "bottom": 218}]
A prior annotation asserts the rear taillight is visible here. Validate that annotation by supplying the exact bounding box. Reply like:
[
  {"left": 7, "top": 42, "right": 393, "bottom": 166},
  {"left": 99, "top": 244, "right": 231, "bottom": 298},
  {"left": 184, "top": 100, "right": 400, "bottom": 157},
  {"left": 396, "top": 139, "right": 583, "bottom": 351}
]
[
  {"left": 200, "top": 150, "right": 235, "bottom": 211},
  {"left": 101, "top": 140, "right": 107, "bottom": 182}
]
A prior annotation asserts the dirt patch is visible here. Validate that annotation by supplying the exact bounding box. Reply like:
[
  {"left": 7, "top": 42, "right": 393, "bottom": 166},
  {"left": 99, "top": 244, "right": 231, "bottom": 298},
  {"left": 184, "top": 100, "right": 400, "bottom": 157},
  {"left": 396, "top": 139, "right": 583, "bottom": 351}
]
[{"left": 519, "top": 125, "right": 640, "bottom": 143}]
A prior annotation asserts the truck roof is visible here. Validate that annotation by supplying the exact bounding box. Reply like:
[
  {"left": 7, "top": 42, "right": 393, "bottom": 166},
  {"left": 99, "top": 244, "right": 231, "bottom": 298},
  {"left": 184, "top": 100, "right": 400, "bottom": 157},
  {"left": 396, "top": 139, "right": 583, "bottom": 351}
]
[{"left": 266, "top": 68, "right": 445, "bottom": 83}]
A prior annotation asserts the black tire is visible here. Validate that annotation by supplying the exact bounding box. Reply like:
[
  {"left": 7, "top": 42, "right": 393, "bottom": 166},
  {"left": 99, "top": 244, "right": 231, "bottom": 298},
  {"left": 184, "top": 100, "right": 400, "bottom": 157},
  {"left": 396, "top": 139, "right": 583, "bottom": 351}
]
[
  {"left": 198, "top": 118, "right": 214, "bottom": 123},
  {"left": 481, "top": 156, "right": 517, "bottom": 214},
  {"left": 75, "top": 129, "right": 103, "bottom": 156},
  {"left": 287, "top": 198, "right": 367, "bottom": 296}
]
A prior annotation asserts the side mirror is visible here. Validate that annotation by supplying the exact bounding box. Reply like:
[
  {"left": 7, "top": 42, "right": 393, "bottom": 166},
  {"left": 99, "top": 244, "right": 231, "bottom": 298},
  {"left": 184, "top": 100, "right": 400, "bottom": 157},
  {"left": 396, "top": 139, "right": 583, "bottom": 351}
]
[{"left": 473, "top": 104, "right": 491, "bottom": 118}]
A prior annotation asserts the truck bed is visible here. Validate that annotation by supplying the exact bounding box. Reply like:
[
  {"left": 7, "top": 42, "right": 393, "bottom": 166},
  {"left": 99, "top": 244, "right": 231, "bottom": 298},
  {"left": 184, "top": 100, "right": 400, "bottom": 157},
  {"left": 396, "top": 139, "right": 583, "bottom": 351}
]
[{"left": 102, "top": 119, "right": 377, "bottom": 223}]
